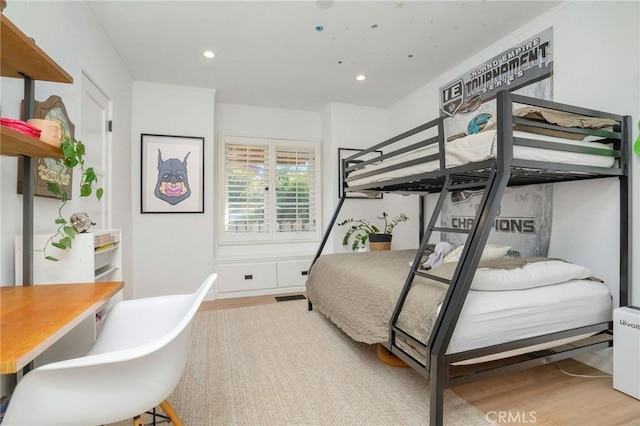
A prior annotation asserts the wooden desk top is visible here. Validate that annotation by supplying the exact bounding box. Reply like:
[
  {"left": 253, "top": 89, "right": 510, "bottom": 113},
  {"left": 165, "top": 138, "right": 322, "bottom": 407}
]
[{"left": 0, "top": 282, "right": 123, "bottom": 374}]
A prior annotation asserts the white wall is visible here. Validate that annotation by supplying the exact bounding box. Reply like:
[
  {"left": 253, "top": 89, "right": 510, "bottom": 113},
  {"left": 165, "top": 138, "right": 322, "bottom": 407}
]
[
  {"left": 320, "top": 103, "right": 419, "bottom": 253},
  {"left": 386, "top": 1, "right": 639, "bottom": 371},
  {"left": 0, "top": 2, "right": 134, "bottom": 291},
  {"left": 215, "top": 103, "right": 321, "bottom": 142},
  {"left": 544, "top": 2, "right": 639, "bottom": 309},
  {"left": 131, "top": 82, "right": 216, "bottom": 298}
]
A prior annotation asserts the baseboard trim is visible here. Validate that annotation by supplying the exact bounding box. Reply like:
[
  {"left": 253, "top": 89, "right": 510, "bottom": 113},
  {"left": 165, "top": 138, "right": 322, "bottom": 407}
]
[
  {"left": 573, "top": 348, "right": 613, "bottom": 375},
  {"left": 213, "top": 285, "right": 306, "bottom": 300}
]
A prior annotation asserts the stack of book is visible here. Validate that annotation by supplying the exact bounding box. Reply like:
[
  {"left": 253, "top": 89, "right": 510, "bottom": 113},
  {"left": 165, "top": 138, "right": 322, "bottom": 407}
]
[{"left": 94, "top": 231, "right": 120, "bottom": 251}]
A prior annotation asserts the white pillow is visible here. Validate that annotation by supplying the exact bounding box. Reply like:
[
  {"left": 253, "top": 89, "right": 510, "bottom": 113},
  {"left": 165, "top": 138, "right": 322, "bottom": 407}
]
[
  {"left": 472, "top": 259, "right": 593, "bottom": 291},
  {"left": 444, "top": 243, "right": 510, "bottom": 264}
]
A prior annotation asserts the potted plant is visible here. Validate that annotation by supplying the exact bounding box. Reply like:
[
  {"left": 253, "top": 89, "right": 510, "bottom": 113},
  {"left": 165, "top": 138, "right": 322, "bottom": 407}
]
[
  {"left": 40, "top": 134, "right": 103, "bottom": 261},
  {"left": 338, "top": 212, "right": 409, "bottom": 251}
]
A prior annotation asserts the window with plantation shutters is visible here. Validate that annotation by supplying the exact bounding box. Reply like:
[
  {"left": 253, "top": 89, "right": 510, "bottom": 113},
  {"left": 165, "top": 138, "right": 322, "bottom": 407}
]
[
  {"left": 275, "top": 146, "right": 317, "bottom": 234},
  {"left": 224, "top": 143, "right": 269, "bottom": 234},
  {"left": 219, "top": 135, "right": 321, "bottom": 243}
]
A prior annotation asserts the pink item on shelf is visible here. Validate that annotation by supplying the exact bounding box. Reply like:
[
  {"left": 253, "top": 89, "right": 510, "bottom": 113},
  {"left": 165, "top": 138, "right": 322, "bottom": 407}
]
[{"left": 1, "top": 117, "right": 42, "bottom": 139}]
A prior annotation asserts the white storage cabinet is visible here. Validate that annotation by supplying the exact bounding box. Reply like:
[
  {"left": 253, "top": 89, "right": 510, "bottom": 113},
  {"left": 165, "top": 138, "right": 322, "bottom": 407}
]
[
  {"left": 15, "top": 229, "right": 122, "bottom": 285},
  {"left": 214, "top": 257, "right": 312, "bottom": 298}
]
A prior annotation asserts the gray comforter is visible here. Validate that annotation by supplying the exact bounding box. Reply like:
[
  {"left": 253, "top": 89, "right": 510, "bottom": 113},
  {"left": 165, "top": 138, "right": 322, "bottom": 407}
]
[{"left": 306, "top": 249, "right": 453, "bottom": 346}]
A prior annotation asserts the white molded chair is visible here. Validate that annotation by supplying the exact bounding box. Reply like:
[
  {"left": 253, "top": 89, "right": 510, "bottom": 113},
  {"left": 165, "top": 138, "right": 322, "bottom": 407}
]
[{"left": 2, "top": 274, "right": 217, "bottom": 426}]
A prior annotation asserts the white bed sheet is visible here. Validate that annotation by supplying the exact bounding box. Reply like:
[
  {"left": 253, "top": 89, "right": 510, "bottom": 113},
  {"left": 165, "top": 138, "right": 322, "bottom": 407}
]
[
  {"left": 348, "top": 130, "right": 615, "bottom": 187},
  {"left": 445, "top": 278, "right": 612, "bottom": 355}
]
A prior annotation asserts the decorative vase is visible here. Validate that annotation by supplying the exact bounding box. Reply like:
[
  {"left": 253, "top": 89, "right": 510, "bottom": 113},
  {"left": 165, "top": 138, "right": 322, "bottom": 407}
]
[
  {"left": 27, "top": 119, "right": 61, "bottom": 147},
  {"left": 369, "top": 234, "right": 392, "bottom": 251}
]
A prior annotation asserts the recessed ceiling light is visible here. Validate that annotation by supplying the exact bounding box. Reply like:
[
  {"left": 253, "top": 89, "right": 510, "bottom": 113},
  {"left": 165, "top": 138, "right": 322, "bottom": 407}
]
[
  {"left": 203, "top": 51, "right": 215, "bottom": 59},
  {"left": 355, "top": 74, "right": 366, "bottom": 81}
]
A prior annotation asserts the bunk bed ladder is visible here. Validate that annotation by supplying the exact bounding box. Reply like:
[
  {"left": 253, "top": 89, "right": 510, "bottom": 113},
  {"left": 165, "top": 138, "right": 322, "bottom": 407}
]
[
  {"left": 387, "top": 175, "right": 487, "bottom": 348},
  {"left": 386, "top": 170, "right": 500, "bottom": 361},
  {"left": 386, "top": 175, "right": 459, "bottom": 359},
  {"left": 385, "top": 165, "right": 511, "bottom": 426},
  {"left": 430, "top": 165, "right": 510, "bottom": 426}
]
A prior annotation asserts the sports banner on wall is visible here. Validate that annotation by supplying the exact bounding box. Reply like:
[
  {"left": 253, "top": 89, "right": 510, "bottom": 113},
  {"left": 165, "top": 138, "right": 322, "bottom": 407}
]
[
  {"left": 438, "top": 28, "right": 554, "bottom": 257},
  {"left": 440, "top": 27, "right": 553, "bottom": 142},
  {"left": 441, "top": 185, "right": 552, "bottom": 258}
]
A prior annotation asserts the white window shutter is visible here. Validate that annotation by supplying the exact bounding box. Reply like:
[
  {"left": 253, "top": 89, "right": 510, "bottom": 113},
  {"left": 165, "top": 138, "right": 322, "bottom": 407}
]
[
  {"left": 275, "top": 146, "right": 317, "bottom": 233},
  {"left": 224, "top": 143, "right": 269, "bottom": 233},
  {"left": 220, "top": 135, "right": 320, "bottom": 242}
]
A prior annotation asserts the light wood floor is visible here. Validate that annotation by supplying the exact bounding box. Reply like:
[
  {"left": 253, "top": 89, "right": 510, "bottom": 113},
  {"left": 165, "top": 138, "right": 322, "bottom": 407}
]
[{"left": 200, "top": 293, "right": 640, "bottom": 426}]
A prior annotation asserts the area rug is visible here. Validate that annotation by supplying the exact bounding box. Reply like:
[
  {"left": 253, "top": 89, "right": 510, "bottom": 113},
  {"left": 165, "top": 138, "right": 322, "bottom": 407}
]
[{"left": 110, "top": 300, "right": 488, "bottom": 425}]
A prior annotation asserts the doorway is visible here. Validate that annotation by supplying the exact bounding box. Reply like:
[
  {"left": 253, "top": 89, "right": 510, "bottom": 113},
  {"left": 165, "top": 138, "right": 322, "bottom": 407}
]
[{"left": 80, "top": 72, "right": 112, "bottom": 229}]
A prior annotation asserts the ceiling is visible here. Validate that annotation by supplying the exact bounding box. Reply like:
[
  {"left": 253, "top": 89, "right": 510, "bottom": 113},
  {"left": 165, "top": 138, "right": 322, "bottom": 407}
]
[{"left": 87, "top": 1, "right": 560, "bottom": 112}]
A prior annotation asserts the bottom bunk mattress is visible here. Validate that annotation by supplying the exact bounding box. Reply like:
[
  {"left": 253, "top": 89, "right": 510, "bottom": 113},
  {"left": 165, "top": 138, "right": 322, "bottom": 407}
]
[{"left": 305, "top": 250, "right": 611, "bottom": 360}]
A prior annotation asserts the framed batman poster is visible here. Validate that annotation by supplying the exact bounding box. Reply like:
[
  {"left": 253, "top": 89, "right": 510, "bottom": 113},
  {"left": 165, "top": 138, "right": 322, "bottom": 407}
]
[{"left": 141, "top": 134, "right": 204, "bottom": 213}]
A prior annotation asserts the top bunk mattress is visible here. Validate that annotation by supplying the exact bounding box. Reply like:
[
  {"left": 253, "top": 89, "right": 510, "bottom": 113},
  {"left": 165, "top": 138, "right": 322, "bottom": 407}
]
[{"left": 347, "top": 130, "right": 615, "bottom": 188}]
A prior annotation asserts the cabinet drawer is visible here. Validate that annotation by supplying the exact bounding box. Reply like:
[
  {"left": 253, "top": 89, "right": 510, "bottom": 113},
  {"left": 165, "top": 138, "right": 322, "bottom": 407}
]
[
  {"left": 277, "top": 259, "right": 312, "bottom": 288},
  {"left": 215, "top": 262, "right": 277, "bottom": 292}
]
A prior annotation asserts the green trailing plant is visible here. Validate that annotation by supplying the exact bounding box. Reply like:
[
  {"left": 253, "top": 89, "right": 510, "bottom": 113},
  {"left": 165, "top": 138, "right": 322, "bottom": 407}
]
[
  {"left": 634, "top": 119, "right": 640, "bottom": 157},
  {"left": 337, "top": 212, "right": 409, "bottom": 251},
  {"left": 40, "top": 134, "right": 104, "bottom": 261}
]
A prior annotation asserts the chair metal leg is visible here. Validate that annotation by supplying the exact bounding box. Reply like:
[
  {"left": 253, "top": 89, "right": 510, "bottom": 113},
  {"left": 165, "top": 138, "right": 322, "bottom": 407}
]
[{"left": 159, "top": 399, "right": 184, "bottom": 426}]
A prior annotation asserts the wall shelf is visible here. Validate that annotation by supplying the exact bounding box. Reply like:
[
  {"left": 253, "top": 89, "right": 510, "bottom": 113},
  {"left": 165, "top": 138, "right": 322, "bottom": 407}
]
[
  {"left": 1, "top": 14, "right": 73, "bottom": 83},
  {"left": 1, "top": 13, "right": 72, "bottom": 286},
  {"left": 0, "top": 13, "right": 68, "bottom": 159},
  {"left": 94, "top": 244, "right": 119, "bottom": 255},
  {"left": 0, "top": 126, "right": 63, "bottom": 158},
  {"left": 95, "top": 266, "right": 120, "bottom": 281}
]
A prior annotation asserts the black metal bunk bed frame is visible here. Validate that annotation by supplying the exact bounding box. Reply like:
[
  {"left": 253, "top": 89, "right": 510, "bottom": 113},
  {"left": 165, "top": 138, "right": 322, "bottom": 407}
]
[{"left": 308, "top": 90, "right": 632, "bottom": 425}]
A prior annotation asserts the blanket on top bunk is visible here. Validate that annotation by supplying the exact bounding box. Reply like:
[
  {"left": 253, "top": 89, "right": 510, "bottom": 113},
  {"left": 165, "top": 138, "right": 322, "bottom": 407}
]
[
  {"left": 306, "top": 250, "right": 611, "bottom": 362},
  {"left": 345, "top": 105, "right": 620, "bottom": 189}
]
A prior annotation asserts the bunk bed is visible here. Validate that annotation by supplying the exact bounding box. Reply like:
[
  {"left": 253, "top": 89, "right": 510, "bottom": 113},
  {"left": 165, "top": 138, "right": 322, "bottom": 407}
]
[{"left": 306, "top": 90, "right": 632, "bottom": 426}]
